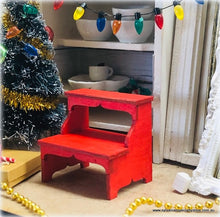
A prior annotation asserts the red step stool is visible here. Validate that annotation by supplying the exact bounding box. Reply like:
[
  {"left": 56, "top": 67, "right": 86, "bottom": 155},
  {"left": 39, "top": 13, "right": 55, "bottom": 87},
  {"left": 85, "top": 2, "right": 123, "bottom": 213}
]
[{"left": 38, "top": 89, "right": 153, "bottom": 199}]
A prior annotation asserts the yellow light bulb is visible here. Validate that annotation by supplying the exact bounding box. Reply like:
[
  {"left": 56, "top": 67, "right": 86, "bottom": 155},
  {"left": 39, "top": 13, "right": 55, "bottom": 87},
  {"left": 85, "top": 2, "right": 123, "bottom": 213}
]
[
  {"left": 73, "top": 3, "right": 87, "bottom": 20},
  {"left": 73, "top": 7, "right": 85, "bottom": 20},
  {"left": 174, "top": 5, "right": 184, "bottom": 20}
]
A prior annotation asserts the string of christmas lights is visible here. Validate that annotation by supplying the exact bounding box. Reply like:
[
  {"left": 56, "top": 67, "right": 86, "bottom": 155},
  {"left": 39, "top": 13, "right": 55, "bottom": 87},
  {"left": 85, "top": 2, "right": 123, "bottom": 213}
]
[{"left": 54, "top": 0, "right": 205, "bottom": 34}]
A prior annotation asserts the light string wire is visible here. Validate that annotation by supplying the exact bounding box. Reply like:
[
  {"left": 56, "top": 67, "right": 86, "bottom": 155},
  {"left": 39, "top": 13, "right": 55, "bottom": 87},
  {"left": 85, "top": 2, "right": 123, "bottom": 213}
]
[{"left": 78, "top": 0, "right": 184, "bottom": 19}]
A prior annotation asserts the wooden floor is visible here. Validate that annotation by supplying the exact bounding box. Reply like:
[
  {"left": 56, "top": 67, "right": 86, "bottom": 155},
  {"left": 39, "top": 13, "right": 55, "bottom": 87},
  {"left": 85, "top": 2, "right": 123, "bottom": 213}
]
[{"left": 1, "top": 162, "right": 219, "bottom": 217}]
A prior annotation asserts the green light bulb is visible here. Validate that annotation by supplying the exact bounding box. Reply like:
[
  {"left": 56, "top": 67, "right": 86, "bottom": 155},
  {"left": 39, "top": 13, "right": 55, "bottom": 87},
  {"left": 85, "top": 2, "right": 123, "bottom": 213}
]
[
  {"left": 0, "top": 45, "right": 7, "bottom": 63},
  {"left": 134, "top": 13, "right": 143, "bottom": 35},
  {"left": 23, "top": 4, "right": 38, "bottom": 15}
]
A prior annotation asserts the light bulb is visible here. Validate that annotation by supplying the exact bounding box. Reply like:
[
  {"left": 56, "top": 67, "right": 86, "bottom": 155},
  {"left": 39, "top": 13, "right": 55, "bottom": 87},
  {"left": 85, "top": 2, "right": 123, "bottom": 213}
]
[
  {"left": 195, "top": 0, "right": 204, "bottom": 4},
  {"left": 0, "top": 44, "right": 7, "bottom": 63},
  {"left": 23, "top": 4, "right": 38, "bottom": 15},
  {"left": 97, "top": 12, "right": 106, "bottom": 32},
  {"left": 73, "top": 3, "right": 87, "bottom": 20},
  {"left": 173, "top": 1, "right": 184, "bottom": 20},
  {"left": 53, "top": 0, "right": 64, "bottom": 10},
  {"left": 6, "top": 26, "right": 22, "bottom": 39},
  {"left": 45, "top": 26, "right": 54, "bottom": 41},
  {"left": 112, "top": 13, "right": 122, "bottom": 35},
  {"left": 154, "top": 8, "right": 163, "bottom": 29},
  {"left": 23, "top": 43, "right": 38, "bottom": 57},
  {"left": 134, "top": 12, "right": 143, "bottom": 35}
]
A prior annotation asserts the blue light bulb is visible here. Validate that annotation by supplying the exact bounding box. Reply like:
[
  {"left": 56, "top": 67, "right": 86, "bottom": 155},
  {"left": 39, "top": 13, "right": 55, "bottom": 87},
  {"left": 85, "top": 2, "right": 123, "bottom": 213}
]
[
  {"left": 23, "top": 43, "right": 38, "bottom": 57},
  {"left": 195, "top": 0, "right": 204, "bottom": 4},
  {"left": 97, "top": 12, "right": 106, "bottom": 32}
]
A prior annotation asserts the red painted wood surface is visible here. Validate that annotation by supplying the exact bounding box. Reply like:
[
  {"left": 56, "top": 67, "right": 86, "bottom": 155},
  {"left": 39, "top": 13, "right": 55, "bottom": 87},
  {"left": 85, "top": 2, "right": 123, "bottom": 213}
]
[{"left": 38, "top": 89, "right": 153, "bottom": 199}]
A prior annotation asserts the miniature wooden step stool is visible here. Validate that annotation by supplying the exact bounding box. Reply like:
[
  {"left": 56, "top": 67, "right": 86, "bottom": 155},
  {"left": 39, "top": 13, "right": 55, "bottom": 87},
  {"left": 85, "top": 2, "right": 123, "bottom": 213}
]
[{"left": 38, "top": 89, "right": 153, "bottom": 199}]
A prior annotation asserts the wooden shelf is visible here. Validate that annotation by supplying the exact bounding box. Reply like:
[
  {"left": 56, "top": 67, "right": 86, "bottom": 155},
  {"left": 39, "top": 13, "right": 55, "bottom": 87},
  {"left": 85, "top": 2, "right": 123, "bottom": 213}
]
[
  {"left": 89, "top": 107, "right": 132, "bottom": 132},
  {"left": 56, "top": 39, "right": 154, "bottom": 52}
]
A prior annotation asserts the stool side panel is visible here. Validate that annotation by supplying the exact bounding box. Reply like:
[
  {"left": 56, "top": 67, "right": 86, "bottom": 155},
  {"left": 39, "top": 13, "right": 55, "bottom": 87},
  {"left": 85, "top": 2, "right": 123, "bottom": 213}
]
[{"left": 61, "top": 105, "right": 89, "bottom": 134}]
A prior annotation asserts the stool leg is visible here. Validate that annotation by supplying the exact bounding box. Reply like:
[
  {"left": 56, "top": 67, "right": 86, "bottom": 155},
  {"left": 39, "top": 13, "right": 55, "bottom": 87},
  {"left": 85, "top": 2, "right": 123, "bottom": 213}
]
[
  {"left": 105, "top": 157, "right": 129, "bottom": 200},
  {"left": 106, "top": 173, "right": 119, "bottom": 200},
  {"left": 143, "top": 155, "right": 152, "bottom": 183},
  {"left": 41, "top": 157, "right": 54, "bottom": 182},
  {"left": 143, "top": 171, "right": 152, "bottom": 183},
  {"left": 80, "top": 162, "right": 90, "bottom": 168},
  {"left": 41, "top": 155, "right": 80, "bottom": 182}
]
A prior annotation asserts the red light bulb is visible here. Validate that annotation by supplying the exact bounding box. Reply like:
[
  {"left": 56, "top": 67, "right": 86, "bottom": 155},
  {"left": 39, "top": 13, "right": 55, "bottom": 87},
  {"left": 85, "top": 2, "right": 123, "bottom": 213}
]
[
  {"left": 154, "top": 8, "right": 163, "bottom": 30},
  {"left": 112, "top": 13, "right": 122, "bottom": 35},
  {"left": 45, "top": 26, "right": 54, "bottom": 41},
  {"left": 53, "top": 0, "right": 64, "bottom": 10}
]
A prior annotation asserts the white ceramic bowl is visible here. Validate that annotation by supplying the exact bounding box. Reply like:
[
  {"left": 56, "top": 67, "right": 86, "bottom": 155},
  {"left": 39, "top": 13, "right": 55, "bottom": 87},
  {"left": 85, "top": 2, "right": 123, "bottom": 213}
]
[
  {"left": 111, "top": 20, "right": 154, "bottom": 43},
  {"left": 68, "top": 74, "right": 129, "bottom": 91},
  {"left": 112, "top": 5, "right": 154, "bottom": 20},
  {"left": 105, "top": 75, "right": 129, "bottom": 91},
  {"left": 76, "top": 19, "right": 113, "bottom": 41},
  {"left": 68, "top": 74, "right": 105, "bottom": 90}
]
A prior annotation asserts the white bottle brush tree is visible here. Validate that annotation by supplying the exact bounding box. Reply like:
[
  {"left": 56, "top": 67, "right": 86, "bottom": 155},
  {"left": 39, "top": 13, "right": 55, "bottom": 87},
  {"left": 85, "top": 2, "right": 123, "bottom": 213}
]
[{"left": 1, "top": 0, "right": 66, "bottom": 149}]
